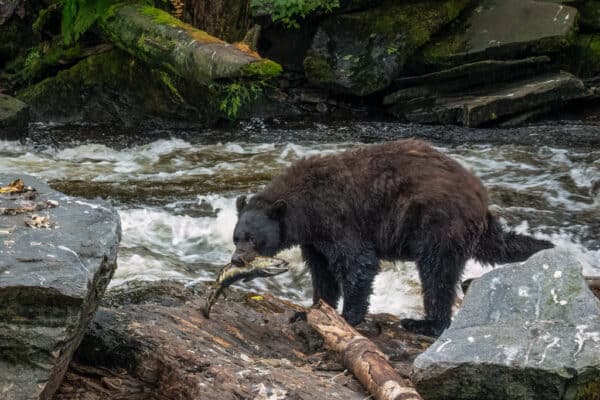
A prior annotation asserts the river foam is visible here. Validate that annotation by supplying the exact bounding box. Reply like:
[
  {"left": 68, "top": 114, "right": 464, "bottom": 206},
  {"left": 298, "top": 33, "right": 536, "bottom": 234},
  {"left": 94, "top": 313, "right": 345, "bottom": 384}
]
[{"left": 1, "top": 137, "right": 598, "bottom": 318}]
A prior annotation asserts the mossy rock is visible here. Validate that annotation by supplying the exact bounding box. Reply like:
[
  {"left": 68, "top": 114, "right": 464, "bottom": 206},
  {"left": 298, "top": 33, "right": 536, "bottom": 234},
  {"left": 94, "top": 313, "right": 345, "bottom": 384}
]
[
  {"left": 413, "top": 0, "right": 578, "bottom": 73},
  {"left": 17, "top": 50, "right": 221, "bottom": 127},
  {"left": 562, "top": 34, "right": 600, "bottom": 78},
  {"left": 303, "top": 0, "right": 471, "bottom": 96},
  {"left": 577, "top": 1, "right": 600, "bottom": 32}
]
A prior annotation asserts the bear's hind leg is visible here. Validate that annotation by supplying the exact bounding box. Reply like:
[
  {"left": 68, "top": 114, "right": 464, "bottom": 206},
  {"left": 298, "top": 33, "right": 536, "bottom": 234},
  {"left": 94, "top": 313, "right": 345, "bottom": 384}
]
[
  {"left": 301, "top": 245, "right": 341, "bottom": 308},
  {"left": 401, "top": 246, "right": 467, "bottom": 337}
]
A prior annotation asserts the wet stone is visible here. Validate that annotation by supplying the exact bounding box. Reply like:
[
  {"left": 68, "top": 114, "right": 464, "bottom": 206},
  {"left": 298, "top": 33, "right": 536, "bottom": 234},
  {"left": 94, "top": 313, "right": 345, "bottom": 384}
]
[
  {"left": 389, "top": 71, "right": 587, "bottom": 127},
  {"left": 0, "top": 174, "right": 121, "bottom": 400},
  {"left": 413, "top": 248, "right": 600, "bottom": 400}
]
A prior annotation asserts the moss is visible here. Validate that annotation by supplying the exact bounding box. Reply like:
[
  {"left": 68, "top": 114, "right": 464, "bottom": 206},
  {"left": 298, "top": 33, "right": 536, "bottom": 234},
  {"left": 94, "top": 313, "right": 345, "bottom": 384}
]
[
  {"left": 137, "top": 5, "right": 223, "bottom": 44},
  {"left": 303, "top": 56, "right": 334, "bottom": 84},
  {"left": 17, "top": 49, "right": 224, "bottom": 125},
  {"left": 159, "top": 71, "right": 184, "bottom": 102},
  {"left": 342, "top": 0, "right": 469, "bottom": 46},
  {"left": 303, "top": 0, "right": 469, "bottom": 94},
  {"left": 239, "top": 59, "right": 283, "bottom": 78},
  {"left": 414, "top": 1, "right": 578, "bottom": 72},
  {"left": 569, "top": 375, "right": 600, "bottom": 400},
  {"left": 561, "top": 34, "right": 600, "bottom": 78},
  {"left": 20, "top": 44, "right": 85, "bottom": 82}
]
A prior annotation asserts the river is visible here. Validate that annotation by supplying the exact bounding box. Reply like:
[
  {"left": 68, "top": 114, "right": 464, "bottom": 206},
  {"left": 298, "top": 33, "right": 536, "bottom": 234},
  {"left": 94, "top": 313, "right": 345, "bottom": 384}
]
[{"left": 2, "top": 121, "right": 599, "bottom": 320}]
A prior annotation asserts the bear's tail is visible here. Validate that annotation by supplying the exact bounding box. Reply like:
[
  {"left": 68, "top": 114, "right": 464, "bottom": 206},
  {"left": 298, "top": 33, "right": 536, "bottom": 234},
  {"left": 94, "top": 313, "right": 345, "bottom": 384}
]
[{"left": 474, "top": 212, "right": 554, "bottom": 265}]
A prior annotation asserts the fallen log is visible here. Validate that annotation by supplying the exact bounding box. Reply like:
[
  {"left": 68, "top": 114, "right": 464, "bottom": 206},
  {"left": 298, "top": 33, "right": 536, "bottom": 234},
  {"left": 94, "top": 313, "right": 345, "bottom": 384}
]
[
  {"left": 307, "top": 300, "right": 423, "bottom": 400},
  {"left": 55, "top": 281, "right": 433, "bottom": 400},
  {"left": 98, "top": 4, "right": 281, "bottom": 85}
]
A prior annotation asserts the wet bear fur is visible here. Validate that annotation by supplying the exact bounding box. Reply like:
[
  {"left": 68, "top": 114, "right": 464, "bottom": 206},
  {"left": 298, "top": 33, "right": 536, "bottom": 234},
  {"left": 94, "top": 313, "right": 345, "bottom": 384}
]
[{"left": 231, "top": 139, "right": 553, "bottom": 336}]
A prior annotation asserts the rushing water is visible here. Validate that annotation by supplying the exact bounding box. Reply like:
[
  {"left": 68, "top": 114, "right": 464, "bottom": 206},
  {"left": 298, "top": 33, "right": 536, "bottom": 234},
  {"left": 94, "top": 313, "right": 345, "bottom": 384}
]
[{"left": 1, "top": 122, "right": 599, "bottom": 320}]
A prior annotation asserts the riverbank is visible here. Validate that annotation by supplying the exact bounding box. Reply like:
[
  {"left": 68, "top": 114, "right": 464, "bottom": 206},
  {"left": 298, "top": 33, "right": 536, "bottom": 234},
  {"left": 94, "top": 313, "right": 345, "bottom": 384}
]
[{"left": 4, "top": 0, "right": 600, "bottom": 133}]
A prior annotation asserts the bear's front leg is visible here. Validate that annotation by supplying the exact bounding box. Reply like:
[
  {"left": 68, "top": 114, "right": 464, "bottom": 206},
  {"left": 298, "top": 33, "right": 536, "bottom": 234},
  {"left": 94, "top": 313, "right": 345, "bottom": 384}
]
[
  {"left": 339, "top": 253, "right": 379, "bottom": 326},
  {"left": 301, "top": 245, "right": 341, "bottom": 308}
]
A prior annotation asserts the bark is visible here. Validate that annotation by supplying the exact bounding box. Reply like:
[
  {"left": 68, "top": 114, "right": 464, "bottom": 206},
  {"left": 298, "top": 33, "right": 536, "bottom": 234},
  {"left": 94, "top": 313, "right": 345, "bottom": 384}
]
[
  {"left": 54, "top": 281, "right": 433, "bottom": 400},
  {"left": 307, "top": 300, "right": 423, "bottom": 400},
  {"left": 98, "top": 4, "right": 281, "bottom": 85}
]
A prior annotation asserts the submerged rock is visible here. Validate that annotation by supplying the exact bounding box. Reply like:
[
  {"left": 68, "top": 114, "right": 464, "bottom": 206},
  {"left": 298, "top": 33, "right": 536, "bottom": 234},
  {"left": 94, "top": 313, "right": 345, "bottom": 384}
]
[
  {"left": 0, "top": 93, "right": 28, "bottom": 140},
  {"left": 414, "top": 0, "right": 578, "bottom": 72},
  {"left": 413, "top": 248, "right": 600, "bottom": 400},
  {"left": 303, "top": 0, "right": 470, "bottom": 96},
  {"left": 0, "top": 174, "right": 121, "bottom": 400}
]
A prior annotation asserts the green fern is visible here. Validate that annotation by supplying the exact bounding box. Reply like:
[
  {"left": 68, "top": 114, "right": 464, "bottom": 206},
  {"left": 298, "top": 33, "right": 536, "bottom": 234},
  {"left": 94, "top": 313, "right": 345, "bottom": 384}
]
[
  {"left": 213, "top": 80, "right": 268, "bottom": 119},
  {"left": 60, "top": 0, "right": 161, "bottom": 45},
  {"left": 251, "top": 0, "right": 339, "bottom": 28},
  {"left": 60, "top": 0, "right": 112, "bottom": 45}
]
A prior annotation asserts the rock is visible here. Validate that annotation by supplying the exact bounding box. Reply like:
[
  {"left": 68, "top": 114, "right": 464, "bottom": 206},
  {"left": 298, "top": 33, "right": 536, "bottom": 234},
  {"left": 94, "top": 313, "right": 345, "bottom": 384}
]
[
  {"left": 53, "top": 280, "right": 434, "bottom": 400},
  {"left": 387, "top": 71, "right": 588, "bottom": 127},
  {"left": 0, "top": 93, "right": 29, "bottom": 140},
  {"left": 303, "top": 0, "right": 470, "bottom": 96},
  {"left": 17, "top": 50, "right": 220, "bottom": 128},
  {"left": 413, "top": 248, "right": 600, "bottom": 400},
  {"left": 413, "top": 0, "right": 578, "bottom": 73},
  {"left": 389, "top": 56, "right": 552, "bottom": 93},
  {"left": 0, "top": 174, "right": 121, "bottom": 400},
  {"left": 0, "top": 0, "right": 25, "bottom": 25}
]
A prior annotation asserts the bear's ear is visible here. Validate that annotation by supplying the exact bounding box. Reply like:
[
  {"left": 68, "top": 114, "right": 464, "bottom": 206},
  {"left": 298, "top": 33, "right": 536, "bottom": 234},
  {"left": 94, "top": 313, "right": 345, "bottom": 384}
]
[
  {"left": 236, "top": 195, "right": 247, "bottom": 213},
  {"left": 267, "top": 199, "right": 287, "bottom": 219}
]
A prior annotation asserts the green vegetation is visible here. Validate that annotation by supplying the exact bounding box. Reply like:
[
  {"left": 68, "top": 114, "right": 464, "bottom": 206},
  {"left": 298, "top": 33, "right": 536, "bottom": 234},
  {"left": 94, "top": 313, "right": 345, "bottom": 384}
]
[
  {"left": 60, "top": 0, "right": 162, "bottom": 45},
  {"left": 212, "top": 80, "right": 268, "bottom": 119},
  {"left": 250, "top": 0, "right": 339, "bottom": 28},
  {"left": 61, "top": 0, "right": 116, "bottom": 45}
]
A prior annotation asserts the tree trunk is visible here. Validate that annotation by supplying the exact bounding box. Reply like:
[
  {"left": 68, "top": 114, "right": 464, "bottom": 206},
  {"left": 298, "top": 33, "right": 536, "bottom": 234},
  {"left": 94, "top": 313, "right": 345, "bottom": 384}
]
[
  {"left": 307, "top": 301, "right": 423, "bottom": 400},
  {"left": 98, "top": 4, "right": 281, "bottom": 85}
]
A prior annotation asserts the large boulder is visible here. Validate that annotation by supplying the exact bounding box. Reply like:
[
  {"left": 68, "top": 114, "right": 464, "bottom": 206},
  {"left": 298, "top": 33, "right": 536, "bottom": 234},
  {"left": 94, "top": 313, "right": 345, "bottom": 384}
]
[
  {"left": 413, "top": 0, "right": 578, "bottom": 72},
  {"left": 303, "top": 0, "right": 470, "bottom": 96},
  {"left": 0, "top": 94, "right": 29, "bottom": 140},
  {"left": 0, "top": 174, "right": 121, "bottom": 400},
  {"left": 413, "top": 248, "right": 600, "bottom": 400}
]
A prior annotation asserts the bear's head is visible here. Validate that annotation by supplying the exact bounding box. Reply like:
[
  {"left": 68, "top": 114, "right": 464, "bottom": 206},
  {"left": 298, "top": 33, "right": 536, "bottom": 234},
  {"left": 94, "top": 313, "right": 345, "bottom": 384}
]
[{"left": 231, "top": 195, "right": 287, "bottom": 265}]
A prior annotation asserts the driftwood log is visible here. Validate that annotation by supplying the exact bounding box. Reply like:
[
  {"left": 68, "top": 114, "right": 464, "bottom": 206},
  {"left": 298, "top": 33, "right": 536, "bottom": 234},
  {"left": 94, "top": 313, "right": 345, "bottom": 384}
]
[
  {"left": 98, "top": 4, "right": 281, "bottom": 85},
  {"left": 307, "top": 301, "right": 423, "bottom": 400},
  {"left": 53, "top": 281, "right": 433, "bottom": 400}
]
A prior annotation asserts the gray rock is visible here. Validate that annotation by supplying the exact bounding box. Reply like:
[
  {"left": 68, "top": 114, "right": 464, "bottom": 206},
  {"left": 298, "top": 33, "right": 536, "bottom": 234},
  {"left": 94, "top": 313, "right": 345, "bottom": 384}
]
[
  {"left": 0, "top": 94, "right": 29, "bottom": 140},
  {"left": 388, "top": 72, "right": 587, "bottom": 127},
  {"left": 303, "top": 0, "right": 471, "bottom": 96},
  {"left": 0, "top": 0, "right": 25, "bottom": 24},
  {"left": 0, "top": 174, "right": 121, "bottom": 400},
  {"left": 413, "top": 248, "right": 600, "bottom": 400},
  {"left": 414, "top": 0, "right": 578, "bottom": 72}
]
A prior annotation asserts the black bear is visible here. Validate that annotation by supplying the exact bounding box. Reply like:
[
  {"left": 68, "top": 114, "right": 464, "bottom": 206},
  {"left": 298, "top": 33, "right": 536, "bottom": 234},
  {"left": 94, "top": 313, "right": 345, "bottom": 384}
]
[{"left": 231, "top": 139, "right": 553, "bottom": 336}]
